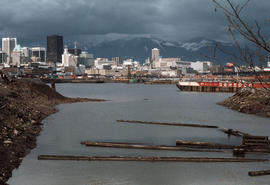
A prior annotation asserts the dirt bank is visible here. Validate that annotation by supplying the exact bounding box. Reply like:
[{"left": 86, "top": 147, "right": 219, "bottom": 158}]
[
  {"left": 219, "top": 88, "right": 270, "bottom": 118},
  {"left": 0, "top": 79, "right": 106, "bottom": 185}
]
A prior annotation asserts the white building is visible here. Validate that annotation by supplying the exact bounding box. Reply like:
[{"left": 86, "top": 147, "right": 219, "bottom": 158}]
[
  {"left": 152, "top": 48, "right": 160, "bottom": 67},
  {"left": 154, "top": 58, "right": 180, "bottom": 70},
  {"left": 190, "top": 61, "right": 213, "bottom": 73},
  {"left": 2, "top": 38, "right": 17, "bottom": 64},
  {"left": 62, "top": 46, "right": 78, "bottom": 67},
  {"left": 268, "top": 61, "right": 270, "bottom": 68},
  {"left": 2, "top": 38, "right": 17, "bottom": 56},
  {"left": 94, "top": 58, "right": 109, "bottom": 69}
]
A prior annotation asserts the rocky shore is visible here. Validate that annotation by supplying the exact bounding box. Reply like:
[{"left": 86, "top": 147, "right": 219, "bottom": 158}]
[
  {"left": 0, "top": 79, "right": 106, "bottom": 185},
  {"left": 219, "top": 88, "right": 270, "bottom": 118}
]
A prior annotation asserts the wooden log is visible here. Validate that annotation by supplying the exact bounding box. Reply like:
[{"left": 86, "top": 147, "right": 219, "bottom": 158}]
[
  {"left": 116, "top": 120, "right": 218, "bottom": 128},
  {"left": 220, "top": 128, "right": 249, "bottom": 137},
  {"left": 249, "top": 170, "right": 270, "bottom": 176},
  {"left": 244, "top": 136, "right": 268, "bottom": 140},
  {"left": 81, "top": 141, "right": 230, "bottom": 153},
  {"left": 176, "top": 140, "right": 235, "bottom": 149},
  {"left": 38, "top": 155, "right": 268, "bottom": 163}
]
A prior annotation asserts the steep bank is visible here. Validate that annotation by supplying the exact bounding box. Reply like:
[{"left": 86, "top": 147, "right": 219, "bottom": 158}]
[
  {"left": 0, "top": 79, "right": 106, "bottom": 185},
  {"left": 219, "top": 88, "right": 270, "bottom": 118}
]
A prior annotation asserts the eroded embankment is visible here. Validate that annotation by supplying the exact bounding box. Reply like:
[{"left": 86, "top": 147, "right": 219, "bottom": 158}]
[
  {"left": 219, "top": 88, "right": 270, "bottom": 118},
  {"left": 0, "top": 79, "right": 105, "bottom": 185}
]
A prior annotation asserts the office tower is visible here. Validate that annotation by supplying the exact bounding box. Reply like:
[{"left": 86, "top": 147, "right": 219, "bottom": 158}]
[
  {"left": 47, "top": 35, "right": 63, "bottom": 63},
  {"left": 152, "top": 48, "right": 160, "bottom": 62},
  {"left": 32, "top": 47, "right": 46, "bottom": 63},
  {"left": 2, "top": 38, "right": 17, "bottom": 56}
]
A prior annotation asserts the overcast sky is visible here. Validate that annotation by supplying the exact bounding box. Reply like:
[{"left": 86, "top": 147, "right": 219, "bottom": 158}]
[{"left": 0, "top": 0, "right": 269, "bottom": 45}]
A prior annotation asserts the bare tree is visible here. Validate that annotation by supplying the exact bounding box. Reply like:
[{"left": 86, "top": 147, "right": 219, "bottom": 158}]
[{"left": 212, "top": 0, "right": 270, "bottom": 90}]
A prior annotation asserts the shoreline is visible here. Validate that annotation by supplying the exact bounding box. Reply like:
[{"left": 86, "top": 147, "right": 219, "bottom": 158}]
[
  {"left": 219, "top": 88, "right": 270, "bottom": 118},
  {"left": 0, "top": 79, "right": 106, "bottom": 185}
]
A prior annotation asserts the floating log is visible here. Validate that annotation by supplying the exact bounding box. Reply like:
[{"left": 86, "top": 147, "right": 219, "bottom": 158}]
[
  {"left": 117, "top": 120, "right": 218, "bottom": 128},
  {"left": 81, "top": 141, "right": 229, "bottom": 153},
  {"left": 220, "top": 128, "right": 249, "bottom": 137},
  {"left": 176, "top": 140, "right": 235, "bottom": 149},
  {"left": 249, "top": 170, "right": 270, "bottom": 176},
  {"left": 38, "top": 155, "right": 268, "bottom": 163}
]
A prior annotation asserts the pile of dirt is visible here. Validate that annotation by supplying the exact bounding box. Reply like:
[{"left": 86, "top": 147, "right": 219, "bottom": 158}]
[
  {"left": 0, "top": 79, "right": 106, "bottom": 185},
  {"left": 219, "top": 88, "right": 270, "bottom": 118}
]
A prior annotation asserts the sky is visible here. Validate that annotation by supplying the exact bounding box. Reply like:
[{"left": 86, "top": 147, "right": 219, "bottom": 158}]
[{"left": 0, "top": 0, "right": 269, "bottom": 45}]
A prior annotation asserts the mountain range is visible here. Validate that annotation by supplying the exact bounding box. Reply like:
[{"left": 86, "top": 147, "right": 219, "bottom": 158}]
[{"left": 66, "top": 37, "right": 243, "bottom": 65}]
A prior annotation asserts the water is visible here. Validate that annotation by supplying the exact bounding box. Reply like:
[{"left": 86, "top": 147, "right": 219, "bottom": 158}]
[{"left": 8, "top": 83, "right": 270, "bottom": 185}]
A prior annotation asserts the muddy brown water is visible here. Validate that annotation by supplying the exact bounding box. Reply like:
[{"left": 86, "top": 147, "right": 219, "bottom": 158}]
[{"left": 8, "top": 83, "right": 270, "bottom": 185}]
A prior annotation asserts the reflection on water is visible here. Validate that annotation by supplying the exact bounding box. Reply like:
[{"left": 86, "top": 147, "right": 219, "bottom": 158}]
[{"left": 9, "top": 83, "right": 270, "bottom": 185}]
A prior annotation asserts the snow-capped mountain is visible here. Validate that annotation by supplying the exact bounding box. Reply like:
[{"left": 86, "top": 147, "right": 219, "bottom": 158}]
[{"left": 66, "top": 37, "right": 240, "bottom": 64}]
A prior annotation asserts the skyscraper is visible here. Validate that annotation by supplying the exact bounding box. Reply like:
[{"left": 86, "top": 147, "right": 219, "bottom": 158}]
[
  {"left": 47, "top": 35, "right": 63, "bottom": 63},
  {"left": 2, "top": 38, "right": 17, "bottom": 63},
  {"left": 152, "top": 48, "right": 160, "bottom": 62}
]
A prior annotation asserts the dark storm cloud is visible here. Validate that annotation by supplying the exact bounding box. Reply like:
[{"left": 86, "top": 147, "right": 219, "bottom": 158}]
[{"left": 0, "top": 0, "right": 269, "bottom": 42}]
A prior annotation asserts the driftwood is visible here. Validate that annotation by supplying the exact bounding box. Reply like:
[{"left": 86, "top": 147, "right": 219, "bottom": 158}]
[
  {"left": 117, "top": 120, "right": 218, "bottom": 128},
  {"left": 249, "top": 170, "right": 270, "bottom": 176},
  {"left": 220, "top": 128, "right": 250, "bottom": 137},
  {"left": 38, "top": 155, "right": 268, "bottom": 162},
  {"left": 81, "top": 141, "right": 229, "bottom": 153},
  {"left": 176, "top": 140, "right": 235, "bottom": 149}
]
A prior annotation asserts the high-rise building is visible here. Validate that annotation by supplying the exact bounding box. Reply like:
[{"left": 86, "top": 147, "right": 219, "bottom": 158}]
[
  {"left": 2, "top": 38, "right": 17, "bottom": 56},
  {"left": 152, "top": 48, "right": 160, "bottom": 63},
  {"left": 32, "top": 47, "right": 46, "bottom": 63},
  {"left": 47, "top": 35, "right": 63, "bottom": 63}
]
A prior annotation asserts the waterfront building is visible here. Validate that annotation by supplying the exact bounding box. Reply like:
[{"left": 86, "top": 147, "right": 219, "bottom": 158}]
[
  {"left": 32, "top": 47, "right": 46, "bottom": 63},
  {"left": 190, "top": 61, "right": 212, "bottom": 73},
  {"left": 47, "top": 35, "right": 63, "bottom": 63},
  {"left": 94, "top": 58, "right": 109, "bottom": 69},
  {"left": 62, "top": 46, "right": 78, "bottom": 67}
]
